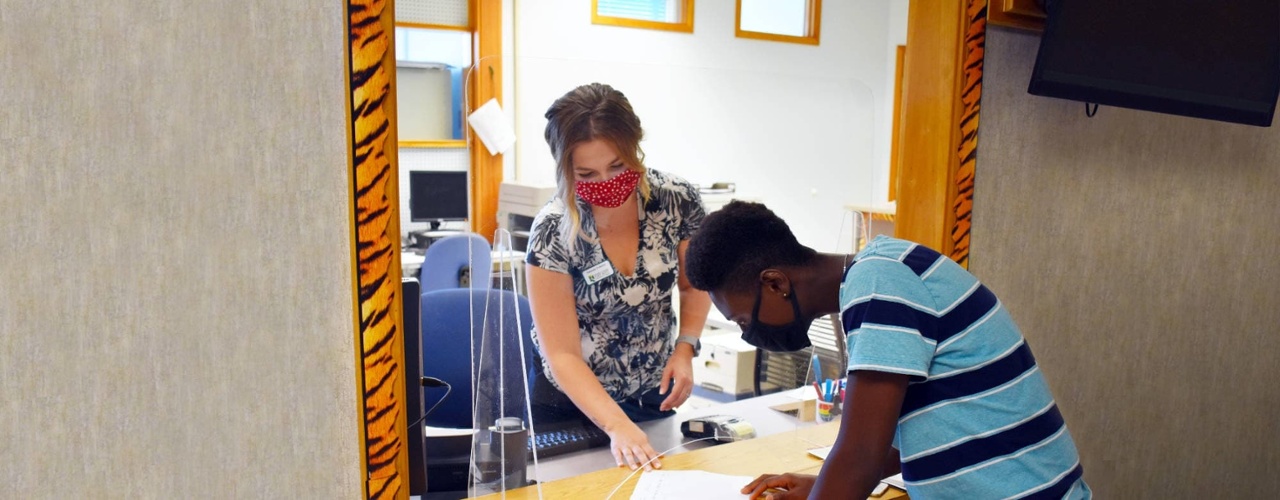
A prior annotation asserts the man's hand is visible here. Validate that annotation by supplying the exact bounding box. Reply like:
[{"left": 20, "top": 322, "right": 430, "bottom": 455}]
[
  {"left": 742, "top": 473, "right": 817, "bottom": 499},
  {"left": 658, "top": 347, "right": 695, "bottom": 411}
]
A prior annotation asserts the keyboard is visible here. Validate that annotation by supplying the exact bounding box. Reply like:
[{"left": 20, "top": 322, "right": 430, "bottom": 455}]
[{"left": 528, "top": 423, "right": 610, "bottom": 459}]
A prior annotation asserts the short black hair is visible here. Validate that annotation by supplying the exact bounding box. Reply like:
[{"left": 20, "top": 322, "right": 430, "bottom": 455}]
[{"left": 686, "top": 201, "right": 817, "bottom": 294}]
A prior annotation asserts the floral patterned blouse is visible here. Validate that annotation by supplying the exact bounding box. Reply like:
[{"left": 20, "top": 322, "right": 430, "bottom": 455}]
[{"left": 525, "top": 169, "right": 705, "bottom": 400}]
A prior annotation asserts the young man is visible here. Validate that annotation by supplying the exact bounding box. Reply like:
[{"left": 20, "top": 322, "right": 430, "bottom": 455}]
[{"left": 685, "top": 201, "right": 1090, "bottom": 499}]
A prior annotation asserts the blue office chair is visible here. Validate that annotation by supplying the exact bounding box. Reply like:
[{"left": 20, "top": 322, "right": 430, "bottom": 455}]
[
  {"left": 420, "top": 288, "right": 536, "bottom": 429},
  {"left": 419, "top": 233, "right": 492, "bottom": 294}
]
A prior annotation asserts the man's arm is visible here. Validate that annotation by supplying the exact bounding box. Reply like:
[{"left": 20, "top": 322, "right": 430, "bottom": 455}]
[{"left": 809, "top": 370, "right": 909, "bottom": 498}]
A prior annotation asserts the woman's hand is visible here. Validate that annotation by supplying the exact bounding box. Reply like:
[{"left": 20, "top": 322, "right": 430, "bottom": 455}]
[
  {"left": 606, "top": 420, "right": 662, "bottom": 470},
  {"left": 741, "top": 473, "right": 817, "bottom": 499},
  {"left": 658, "top": 347, "right": 695, "bottom": 411}
]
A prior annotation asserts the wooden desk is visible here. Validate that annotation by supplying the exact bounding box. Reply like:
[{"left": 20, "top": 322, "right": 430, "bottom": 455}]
[{"left": 472, "top": 423, "right": 907, "bottom": 499}]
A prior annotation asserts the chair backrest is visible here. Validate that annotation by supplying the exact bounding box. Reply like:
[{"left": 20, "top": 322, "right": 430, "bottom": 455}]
[
  {"left": 419, "top": 288, "right": 535, "bottom": 429},
  {"left": 419, "top": 233, "right": 492, "bottom": 294}
]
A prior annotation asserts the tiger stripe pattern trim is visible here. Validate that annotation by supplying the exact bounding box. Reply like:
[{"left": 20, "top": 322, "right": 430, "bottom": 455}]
[
  {"left": 346, "top": 0, "right": 406, "bottom": 497},
  {"left": 952, "top": 0, "right": 987, "bottom": 268}
]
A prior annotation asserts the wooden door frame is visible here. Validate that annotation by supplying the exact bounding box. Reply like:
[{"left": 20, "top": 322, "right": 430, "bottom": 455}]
[
  {"left": 469, "top": 0, "right": 504, "bottom": 242},
  {"left": 344, "top": 0, "right": 409, "bottom": 498},
  {"left": 889, "top": 44, "right": 906, "bottom": 202},
  {"left": 342, "top": 0, "right": 990, "bottom": 495},
  {"left": 343, "top": 0, "right": 504, "bottom": 498},
  {"left": 895, "top": 0, "right": 988, "bottom": 267}
]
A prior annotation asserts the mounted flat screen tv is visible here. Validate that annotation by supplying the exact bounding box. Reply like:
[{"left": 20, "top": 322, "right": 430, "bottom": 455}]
[{"left": 1029, "top": 0, "right": 1280, "bottom": 127}]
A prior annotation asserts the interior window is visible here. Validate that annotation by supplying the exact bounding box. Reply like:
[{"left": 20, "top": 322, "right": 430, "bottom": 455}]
[
  {"left": 736, "top": 0, "right": 821, "bottom": 45},
  {"left": 593, "top": 0, "right": 694, "bottom": 33},
  {"left": 394, "top": 26, "right": 471, "bottom": 143}
]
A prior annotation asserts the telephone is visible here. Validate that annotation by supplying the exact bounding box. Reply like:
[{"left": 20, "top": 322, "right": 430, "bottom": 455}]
[{"left": 680, "top": 415, "right": 756, "bottom": 443}]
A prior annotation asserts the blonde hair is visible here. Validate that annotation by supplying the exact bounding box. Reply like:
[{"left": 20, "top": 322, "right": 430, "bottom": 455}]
[{"left": 543, "top": 83, "right": 651, "bottom": 248}]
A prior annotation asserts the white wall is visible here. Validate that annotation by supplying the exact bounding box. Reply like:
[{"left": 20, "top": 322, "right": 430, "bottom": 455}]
[
  {"left": 503, "top": 0, "right": 518, "bottom": 180},
  {"left": 877, "top": 0, "right": 909, "bottom": 203},
  {"left": 510, "top": 0, "right": 900, "bottom": 251}
]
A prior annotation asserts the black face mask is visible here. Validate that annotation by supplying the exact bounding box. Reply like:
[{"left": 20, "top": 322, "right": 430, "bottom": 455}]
[{"left": 741, "top": 284, "right": 813, "bottom": 352}]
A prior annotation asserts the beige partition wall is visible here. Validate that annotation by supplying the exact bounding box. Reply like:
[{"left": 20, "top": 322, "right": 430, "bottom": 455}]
[
  {"left": 0, "top": 1, "right": 361, "bottom": 498},
  {"left": 972, "top": 27, "right": 1280, "bottom": 497}
]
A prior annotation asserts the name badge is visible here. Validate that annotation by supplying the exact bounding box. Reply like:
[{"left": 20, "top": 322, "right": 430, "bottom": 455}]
[{"left": 582, "top": 260, "right": 615, "bottom": 285}]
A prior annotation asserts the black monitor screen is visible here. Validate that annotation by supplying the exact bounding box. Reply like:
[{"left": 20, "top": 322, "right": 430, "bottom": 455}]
[
  {"left": 1029, "top": 0, "right": 1280, "bottom": 126},
  {"left": 409, "top": 171, "right": 468, "bottom": 223}
]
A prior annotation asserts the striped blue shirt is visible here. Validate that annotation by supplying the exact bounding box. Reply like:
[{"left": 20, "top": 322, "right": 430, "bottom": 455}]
[{"left": 841, "top": 236, "right": 1091, "bottom": 499}]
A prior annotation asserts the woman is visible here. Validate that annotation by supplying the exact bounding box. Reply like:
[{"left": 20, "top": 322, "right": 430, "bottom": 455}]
[{"left": 524, "top": 83, "right": 711, "bottom": 471}]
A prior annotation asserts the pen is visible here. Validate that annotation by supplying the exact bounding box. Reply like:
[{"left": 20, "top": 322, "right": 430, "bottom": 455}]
[{"left": 811, "top": 354, "right": 822, "bottom": 381}]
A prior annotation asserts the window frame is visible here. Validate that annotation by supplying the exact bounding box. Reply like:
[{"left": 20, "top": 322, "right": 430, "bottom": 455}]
[
  {"left": 591, "top": 0, "right": 695, "bottom": 34},
  {"left": 393, "top": 24, "right": 472, "bottom": 146},
  {"left": 394, "top": 21, "right": 471, "bottom": 31},
  {"left": 734, "top": 0, "right": 821, "bottom": 46}
]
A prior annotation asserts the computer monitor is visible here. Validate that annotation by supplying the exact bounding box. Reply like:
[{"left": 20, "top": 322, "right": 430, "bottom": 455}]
[{"left": 409, "top": 171, "right": 469, "bottom": 229}]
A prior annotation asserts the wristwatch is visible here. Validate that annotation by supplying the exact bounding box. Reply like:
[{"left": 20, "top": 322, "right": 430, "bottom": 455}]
[{"left": 676, "top": 335, "right": 701, "bottom": 356}]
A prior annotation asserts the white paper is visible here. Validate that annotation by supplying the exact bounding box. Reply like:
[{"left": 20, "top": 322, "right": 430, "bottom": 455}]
[
  {"left": 765, "top": 446, "right": 907, "bottom": 495},
  {"left": 788, "top": 385, "right": 820, "bottom": 401},
  {"left": 422, "top": 426, "right": 477, "bottom": 437},
  {"left": 466, "top": 98, "right": 516, "bottom": 155},
  {"left": 807, "top": 445, "right": 833, "bottom": 460},
  {"left": 630, "top": 470, "right": 753, "bottom": 500},
  {"left": 881, "top": 473, "right": 905, "bottom": 489}
]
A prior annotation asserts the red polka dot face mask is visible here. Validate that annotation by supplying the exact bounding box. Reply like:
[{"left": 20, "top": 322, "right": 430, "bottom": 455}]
[{"left": 574, "top": 168, "right": 640, "bottom": 208}]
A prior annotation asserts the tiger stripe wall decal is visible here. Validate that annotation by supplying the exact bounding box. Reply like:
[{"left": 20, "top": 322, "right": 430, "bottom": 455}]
[
  {"left": 345, "top": 0, "right": 409, "bottom": 498},
  {"left": 951, "top": 0, "right": 987, "bottom": 268}
]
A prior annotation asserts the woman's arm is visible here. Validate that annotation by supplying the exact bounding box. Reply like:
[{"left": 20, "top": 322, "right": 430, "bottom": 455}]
[
  {"left": 676, "top": 239, "right": 712, "bottom": 334},
  {"left": 525, "top": 264, "right": 663, "bottom": 470},
  {"left": 659, "top": 240, "right": 712, "bottom": 410}
]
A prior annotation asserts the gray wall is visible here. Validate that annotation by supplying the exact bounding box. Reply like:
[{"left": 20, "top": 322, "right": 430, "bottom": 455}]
[
  {"left": 0, "top": 2, "right": 362, "bottom": 498},
  {"left": 973, "top": 27, "right": 1280, "bottom": 498}
]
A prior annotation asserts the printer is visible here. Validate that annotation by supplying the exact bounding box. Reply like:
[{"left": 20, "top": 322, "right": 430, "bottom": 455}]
[
  {"left": 692, "top": 330, "right": 769, "bottom": 401},
  {"left": 496, "top": 181, "right": 556, "bottom": 251}
]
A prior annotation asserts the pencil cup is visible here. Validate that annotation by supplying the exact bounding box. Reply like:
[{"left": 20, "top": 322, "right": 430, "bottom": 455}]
[{"left": 816, "top": 399, "right": 836, "bottom": 422}]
